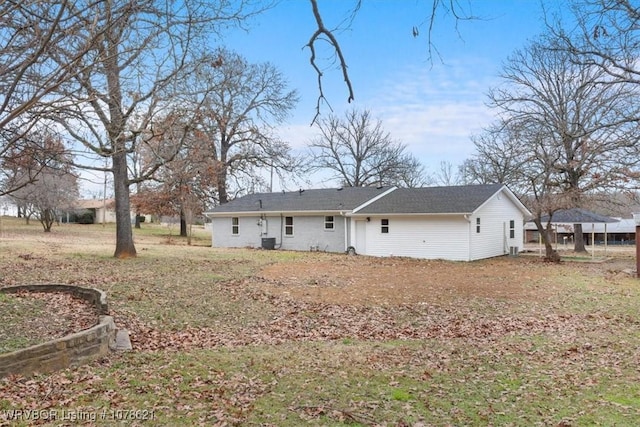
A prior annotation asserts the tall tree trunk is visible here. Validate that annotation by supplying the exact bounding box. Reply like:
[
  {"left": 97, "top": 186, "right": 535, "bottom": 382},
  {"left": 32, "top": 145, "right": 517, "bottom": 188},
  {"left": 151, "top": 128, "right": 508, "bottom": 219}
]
[
  {"left": 113, "top": 151, "right": 136, "bottom": 258},
  {"left": 217, "top": 166, "right": 228, "bottom": 204},
  {"left": 573, "top": 223, "right": 587, "bottom": 252}
]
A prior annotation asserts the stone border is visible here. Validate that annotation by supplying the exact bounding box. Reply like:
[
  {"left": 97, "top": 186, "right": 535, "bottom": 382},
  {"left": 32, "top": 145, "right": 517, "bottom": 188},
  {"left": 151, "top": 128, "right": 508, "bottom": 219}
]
[{"left": 0, "top": 284, "right": 116, "bottom": 378}]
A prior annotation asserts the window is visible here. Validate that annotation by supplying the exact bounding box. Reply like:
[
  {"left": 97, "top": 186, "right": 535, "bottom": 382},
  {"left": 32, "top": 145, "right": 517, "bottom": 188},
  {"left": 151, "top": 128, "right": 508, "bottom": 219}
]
[
  {"left": 476, "top": 217, "right": 481, "bottom": 233},
  {"left": 285, "top": 216, "right": 294, "bottom": 236},
  {"left": 381, "top": 218, "right": 389, "bottom": 234},
  {"left": 231, "top": 217, "right": 239, "bottom": 235},
  {"left": 324, "top": 216, "right": 334, "bottom": 230},
  {"left": 509, "top": 220, "right": 515, "bottom": 239}
]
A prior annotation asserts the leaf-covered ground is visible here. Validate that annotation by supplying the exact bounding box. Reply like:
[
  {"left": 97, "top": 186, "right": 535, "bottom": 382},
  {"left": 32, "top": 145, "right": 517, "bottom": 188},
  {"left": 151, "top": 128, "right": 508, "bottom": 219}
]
[
  {"left": 1, "top": 218, "right": 639, "bottom": 426},
  {"left": 0, "top": 291, "right": 96, "bottom": 353}
]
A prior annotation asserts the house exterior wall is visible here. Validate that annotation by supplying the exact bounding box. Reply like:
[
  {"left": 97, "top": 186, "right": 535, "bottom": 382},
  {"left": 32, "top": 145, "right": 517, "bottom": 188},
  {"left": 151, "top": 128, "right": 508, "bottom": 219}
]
[
  {"left": 358, "top": 215, "right": 472, "bottom": 261},
  {"left": 469, "top": 192, "right": 524, "bottom": 261},
  {"left": 212, "top": 216, "right": 262, "bottom": 248},
  {"left": 212, "top": 214, "right": 347, "bottom": 252},
  {"left": 278, "top": 215, "right": 345, "bottom": 252},
  {"left": 94, "top": 207, "right": 118, "bottom": 223}
]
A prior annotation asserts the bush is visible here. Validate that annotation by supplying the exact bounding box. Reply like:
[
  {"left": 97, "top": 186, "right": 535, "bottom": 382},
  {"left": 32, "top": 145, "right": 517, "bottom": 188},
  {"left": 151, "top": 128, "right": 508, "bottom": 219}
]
[{"left": 77, "top": 212, "right": 94, "bottom": 224}]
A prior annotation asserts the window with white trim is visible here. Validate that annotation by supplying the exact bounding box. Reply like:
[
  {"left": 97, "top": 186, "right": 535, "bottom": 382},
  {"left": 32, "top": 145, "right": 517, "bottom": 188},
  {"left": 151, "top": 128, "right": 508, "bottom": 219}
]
[
  {"left": 232, "top": 217, "right": 239, "bottom": 235},
  {"left": 381, "top": 218, "right": 389, "bottom": 234},
  {"left": 324, "top": 215, "right": 334, "bottom": 230},
  {"left": 285, "top": 216, "right": 294, "bottom": 236},
  {"left": 509, "top": 220, "right": 515, "bottom": 238},
  {"left": 476, "top": 217, "right": 481, "bottom": 233}
]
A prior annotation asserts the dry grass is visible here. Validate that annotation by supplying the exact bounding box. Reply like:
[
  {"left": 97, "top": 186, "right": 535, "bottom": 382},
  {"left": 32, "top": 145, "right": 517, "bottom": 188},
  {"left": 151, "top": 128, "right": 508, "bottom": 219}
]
[{"left": 1, "top": 216, "right": 640, "bottom": 426}]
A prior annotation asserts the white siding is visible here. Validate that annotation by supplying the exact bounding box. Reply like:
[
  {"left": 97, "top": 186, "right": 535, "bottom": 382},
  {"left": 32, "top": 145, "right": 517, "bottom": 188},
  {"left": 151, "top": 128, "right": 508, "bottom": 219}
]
[
  {"left": 212, "top": 216, "right": 262, "bottom": 248},
  {"left": 469, "top": 191, "right": 525, "bottom": 261},
  {"left": 212, "top": 214, "right": 347, "bottom": 252},
  {"left": 278, "top": 215, "right": 346, "bottom": 252},
  {"left": 361, "top": 215, "right": 471, "bottom": 261}
]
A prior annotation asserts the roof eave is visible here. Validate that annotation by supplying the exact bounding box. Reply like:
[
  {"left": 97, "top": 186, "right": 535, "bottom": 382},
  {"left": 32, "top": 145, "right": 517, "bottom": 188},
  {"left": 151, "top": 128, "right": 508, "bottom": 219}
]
[
  {"left": 347, "top": 212, "right": 473, "bottom": 217},
  {"left": 204, "top": 209, "right": 350, "bottom": 217}
]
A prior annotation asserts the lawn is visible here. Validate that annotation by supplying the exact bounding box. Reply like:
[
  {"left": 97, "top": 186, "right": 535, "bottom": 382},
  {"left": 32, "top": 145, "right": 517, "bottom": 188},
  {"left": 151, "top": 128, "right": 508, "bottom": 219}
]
[{"left": 1, "top": 216, "right": 640, "bottom": 426}]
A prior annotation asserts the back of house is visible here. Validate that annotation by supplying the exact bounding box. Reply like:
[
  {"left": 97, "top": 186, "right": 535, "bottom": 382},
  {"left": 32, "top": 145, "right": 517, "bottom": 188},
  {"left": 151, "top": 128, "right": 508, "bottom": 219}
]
[{"left": 204, "top": 184, "right": 530, "bottom": 261}]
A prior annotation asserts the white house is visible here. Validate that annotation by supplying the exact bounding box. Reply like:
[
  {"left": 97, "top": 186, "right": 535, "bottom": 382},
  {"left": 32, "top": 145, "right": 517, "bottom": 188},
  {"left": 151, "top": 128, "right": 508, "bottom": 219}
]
[
  {"left": 204, "top": 184, "right": 531, "bottom": 262},
  {"left": 74, "top": 199, "right": 118, "bottom": 223}
]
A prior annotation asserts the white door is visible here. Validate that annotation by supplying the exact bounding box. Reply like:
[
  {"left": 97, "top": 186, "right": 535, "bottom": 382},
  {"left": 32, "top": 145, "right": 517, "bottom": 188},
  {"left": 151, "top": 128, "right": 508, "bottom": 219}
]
[{"left": 355, "top": 220, "right": 367, "bottom": 255}]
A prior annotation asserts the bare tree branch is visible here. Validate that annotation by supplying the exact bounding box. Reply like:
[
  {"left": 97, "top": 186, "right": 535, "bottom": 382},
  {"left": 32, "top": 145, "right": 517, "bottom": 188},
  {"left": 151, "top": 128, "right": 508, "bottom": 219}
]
[{"left": 307, "top": 0, "right": 355, "bottom": 125}]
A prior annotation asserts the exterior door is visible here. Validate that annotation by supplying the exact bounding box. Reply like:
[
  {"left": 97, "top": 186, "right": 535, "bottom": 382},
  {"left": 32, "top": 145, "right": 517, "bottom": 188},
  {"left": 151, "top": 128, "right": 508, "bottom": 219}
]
[{"left": 355, "top": 220, "right": 367, "bottom": 255}]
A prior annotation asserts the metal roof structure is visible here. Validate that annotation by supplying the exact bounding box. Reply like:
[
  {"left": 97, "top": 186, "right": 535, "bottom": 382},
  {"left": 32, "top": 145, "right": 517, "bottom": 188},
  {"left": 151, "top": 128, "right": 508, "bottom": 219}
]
[{"left": 541, "top": 208, "right": 619, "bottom": 224}]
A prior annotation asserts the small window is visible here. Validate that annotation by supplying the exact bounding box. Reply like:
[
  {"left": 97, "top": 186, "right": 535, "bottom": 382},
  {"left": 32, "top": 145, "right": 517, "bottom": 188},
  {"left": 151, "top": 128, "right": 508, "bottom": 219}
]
[
  {"left": 509, "top": 220, "right": 515, "bottom": 239},
  {"left": 324, "top": 216, "right": 334, "bottom": 230},
  {"left": 381, "top": 218, "right": 389, "bottom": 234},
  {"left": 232, "top": 217, "right": 239, "bottom": 235},
  {"left": 476, "top": 217, "right": 481, "bottom": 233},
  {"left": 285, "top": 216, "right": 294, "bottom": 236}
]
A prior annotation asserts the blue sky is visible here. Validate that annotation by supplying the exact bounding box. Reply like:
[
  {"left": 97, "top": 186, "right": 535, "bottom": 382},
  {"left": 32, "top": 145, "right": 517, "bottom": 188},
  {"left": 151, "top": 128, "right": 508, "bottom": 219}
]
[{"left": 220, "top": 0, "right": 562, "bottom": 189}]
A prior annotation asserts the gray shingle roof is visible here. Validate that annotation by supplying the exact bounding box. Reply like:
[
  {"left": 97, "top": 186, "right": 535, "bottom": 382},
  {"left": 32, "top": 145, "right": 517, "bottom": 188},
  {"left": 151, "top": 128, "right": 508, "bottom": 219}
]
[
  {"left": 355, "top": 183, "right": 505, "bottom": 214},
  {"left": 207, "top": 186, "right": 390, "bottom": 214}
]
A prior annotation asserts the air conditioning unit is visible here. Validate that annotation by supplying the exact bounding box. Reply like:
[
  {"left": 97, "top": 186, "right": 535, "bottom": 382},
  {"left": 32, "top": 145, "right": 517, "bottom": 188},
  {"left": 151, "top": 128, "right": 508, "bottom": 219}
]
[{"left": 509, "top": 246, "right": 519, "bottom": 257}]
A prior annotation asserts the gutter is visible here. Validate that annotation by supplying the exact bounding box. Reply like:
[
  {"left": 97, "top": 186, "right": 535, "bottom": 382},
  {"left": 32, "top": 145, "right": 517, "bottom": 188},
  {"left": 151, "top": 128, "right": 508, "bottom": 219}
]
[{"left": 204, "top": 209, "right": 349, "bottom": 217}]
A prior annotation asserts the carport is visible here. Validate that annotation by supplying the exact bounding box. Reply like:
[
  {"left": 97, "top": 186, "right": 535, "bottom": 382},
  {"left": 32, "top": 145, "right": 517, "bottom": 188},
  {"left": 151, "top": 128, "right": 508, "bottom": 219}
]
[{"left": 539, "top": 208, "right": 619, "bottom": 258}]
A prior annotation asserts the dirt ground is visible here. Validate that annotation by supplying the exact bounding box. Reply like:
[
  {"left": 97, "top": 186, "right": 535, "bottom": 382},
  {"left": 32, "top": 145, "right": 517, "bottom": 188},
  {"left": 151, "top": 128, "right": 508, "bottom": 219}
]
[{"left": 257, "top": 249, "right": 637, "bottom": 306}]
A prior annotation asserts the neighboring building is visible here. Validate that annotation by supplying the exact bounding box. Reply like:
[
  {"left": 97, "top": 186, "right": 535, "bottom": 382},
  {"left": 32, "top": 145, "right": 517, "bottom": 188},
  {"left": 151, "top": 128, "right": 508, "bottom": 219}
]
[
  {"left": 204, "top": 184, "right": 531, "bottom": 262},
  {"left": 72, "top": 199, "right": 118, "bottom": 223},
  {"left": 524, "top": 208, "right": 634, "bottom": 245}
]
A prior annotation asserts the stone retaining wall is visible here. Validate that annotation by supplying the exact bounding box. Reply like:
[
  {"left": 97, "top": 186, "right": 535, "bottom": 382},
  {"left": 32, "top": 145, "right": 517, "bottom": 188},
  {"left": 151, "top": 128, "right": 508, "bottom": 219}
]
[{"left": 0, "top": 285, "right": 115, "bottom": 378}]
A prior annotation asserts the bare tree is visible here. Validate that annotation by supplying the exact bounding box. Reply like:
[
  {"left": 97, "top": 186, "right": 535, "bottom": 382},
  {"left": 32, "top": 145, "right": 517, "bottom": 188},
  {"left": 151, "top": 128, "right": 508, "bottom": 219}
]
[
  {"left": 553, "top": 0, "right": 640, "bottom": 86},
  {"left": 0, "top": 1, "right": 108, "bottom": 194},
  {"left": 433, "top": 161, "right": 462, "bottom": 186},
  {"left": 480, "top": 35, "right": 640, "bottom": 257},
  {"left": 6, "top": 133, "right": 78, "bottom": 232},
  {"left": 184, "top": 48, "right": 299, "bottom": 205},
  {"left": 308, "top": 109, "right": 426, "bottom": 188},
  {"left": 29, "top": 0, "right": 262, "bottom": 258},
  {"left": 306, "top": 0, "right": 478, "bottom": 121}
]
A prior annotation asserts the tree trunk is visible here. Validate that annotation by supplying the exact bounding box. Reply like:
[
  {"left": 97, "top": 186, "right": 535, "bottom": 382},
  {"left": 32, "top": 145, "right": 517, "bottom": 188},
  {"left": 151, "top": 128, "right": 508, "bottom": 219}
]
[
  {"left": 41, "top": 208, "right": 53, "bottom": 232},
  {"left": 573, "top": 223, "right": 587, "bottom": 252},
  {"left": 217, "top": 167, "right": 228, "bottom": 204},
  {"left": 180, "top": 208, "right": 187, "bottom": 237},
  {"left": 113, "top": 152, "right": 137, "bottom": 258},
  {"left": 134, "top": 212, "right": 141, "bottom": 229},
  {"left": 533, "top": 218, "right": 561, "bottom": 262}
]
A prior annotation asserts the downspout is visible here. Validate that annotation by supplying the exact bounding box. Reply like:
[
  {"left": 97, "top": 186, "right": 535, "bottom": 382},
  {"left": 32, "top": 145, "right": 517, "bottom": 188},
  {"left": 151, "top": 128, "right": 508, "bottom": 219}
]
[
  {"left": 342, "top": 212, "right": 348, "bottom": 251},
  {"left": 464, "top": 214, "right": 472, "bottom": 262},
  {"left": 278, "top": 213, "right": 284, "bottom": 249}
]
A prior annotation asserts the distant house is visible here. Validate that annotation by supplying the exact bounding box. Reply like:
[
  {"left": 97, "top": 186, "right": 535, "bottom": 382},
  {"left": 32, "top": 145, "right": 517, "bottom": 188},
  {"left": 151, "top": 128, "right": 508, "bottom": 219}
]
[
  {"left": 204, "top": 184, "right": 531, "bottom": 262},
  {"left": 72, "top": 199, "right": 118, "bottom": 223}
]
